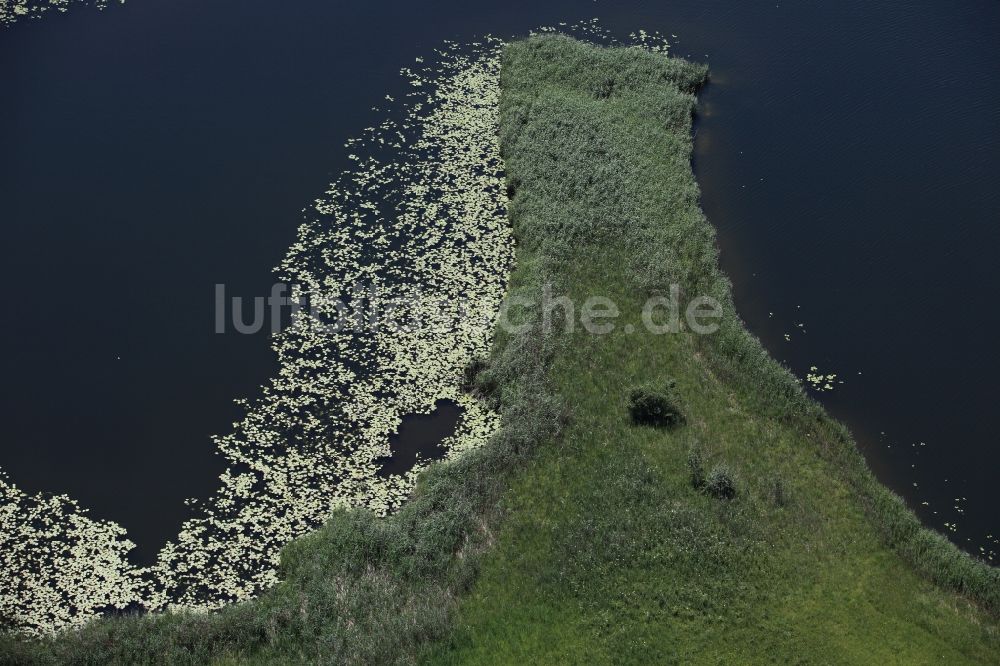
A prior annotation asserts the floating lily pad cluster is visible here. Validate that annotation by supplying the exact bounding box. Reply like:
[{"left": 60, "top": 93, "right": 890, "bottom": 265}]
[
  {"left": 0, "top": 0, "right": 121, "bottom": 27},
  {"left": 805, "top": 366, "right": 838, "bottom": 392},
  {"left": 0, "top": 37, "right": 512, "bottom": 635}
]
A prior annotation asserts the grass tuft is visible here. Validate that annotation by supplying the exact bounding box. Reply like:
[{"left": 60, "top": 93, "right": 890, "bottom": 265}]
[{"left": 704, "top": 465, "right": 737, "bottom": 500}]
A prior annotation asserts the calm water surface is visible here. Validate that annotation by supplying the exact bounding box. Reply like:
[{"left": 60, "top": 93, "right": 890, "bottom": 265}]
[{"left": 1, "top": 0, "right": 997, "bottom": 560}]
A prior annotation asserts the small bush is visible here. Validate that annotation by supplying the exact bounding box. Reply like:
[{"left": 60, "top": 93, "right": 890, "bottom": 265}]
[
  {"left": 593, "top": 76, "right": 616, "bottom": 99},
  {"left": 461, "top": 356, "right": 499, "bottom": 405},
  {"left": 705, "top": 465, "right": 736, "bottom": 500},
  {"left": 687, "top": 444, "right": 706, "bottom": 490},
  {"left": 628, "top": 381, "right": 684, "bottom": 427},
  {"left": 460, "top": 357, "right": 488, "bottom": 394}
]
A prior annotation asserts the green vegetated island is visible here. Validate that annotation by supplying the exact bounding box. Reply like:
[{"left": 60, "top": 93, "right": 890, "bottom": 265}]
[{"left": 4, "top": 34, "right": 998, "bottom": 665}]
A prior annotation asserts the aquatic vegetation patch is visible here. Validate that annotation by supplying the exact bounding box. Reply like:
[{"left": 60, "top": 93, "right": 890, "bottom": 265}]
[
  {"left": 0, "top": 0, "right": 122, "bottom": 27},
  {"left": 805, "top": 366, "right": 838, "bottom": 391},
  {"left": 149, "top": 36, "right": 513, "bottom": 615},
  {"left": 0, "top": 37, "right": 512, "bottom": 635},
  {"left": 0, "top": 473, "right": 144, "bottom": 633}
]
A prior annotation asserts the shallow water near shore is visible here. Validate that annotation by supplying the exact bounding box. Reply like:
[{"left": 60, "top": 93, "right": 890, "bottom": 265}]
[{"left": 0, "top": 0, "right": 996, "bottom": 603}]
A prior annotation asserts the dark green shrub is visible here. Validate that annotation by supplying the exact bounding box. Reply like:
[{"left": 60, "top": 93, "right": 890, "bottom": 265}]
[
  {"left": 628, "top": 381, "right": 685, "bottom": 427},
  {"left": 705, "top": 465, "right": 736, "bottom": 500},
  {"left": 593, "top": 76, "right": 616, "bottom": 99},
  {"left": 687, "top": 444, "right": 706, "bottom": 490},
  {"left": 461, "top": 356, "right": 501, "bottom": 406},
  {"left": 460, "top": 357, "right": 488, "bottom": 394}
]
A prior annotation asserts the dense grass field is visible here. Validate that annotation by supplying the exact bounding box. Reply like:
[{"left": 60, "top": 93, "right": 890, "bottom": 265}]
[
  {"left": 3, "top": 34, "right": 997, "bottom": 665},
  {"left": 423, "top": 35, "right": 1000, "bottom": 664}
]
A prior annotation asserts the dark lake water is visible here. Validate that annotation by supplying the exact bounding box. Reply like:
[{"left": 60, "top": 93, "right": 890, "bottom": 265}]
[{"left": 2, "top": 0, "right": 997, "bottom": 561}]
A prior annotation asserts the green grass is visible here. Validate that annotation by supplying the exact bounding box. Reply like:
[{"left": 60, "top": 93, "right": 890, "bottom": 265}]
[
  {"left": 3, "top": 33, "right": 997, "bottom": 665},
  {"left": 422, "top": 35, "right": 999, "bottom": 664}
]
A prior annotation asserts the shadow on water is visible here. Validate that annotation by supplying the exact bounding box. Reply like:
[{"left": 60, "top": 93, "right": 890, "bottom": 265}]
[{"left": 376, "top": 400, "right": 462, "bottom": 478}]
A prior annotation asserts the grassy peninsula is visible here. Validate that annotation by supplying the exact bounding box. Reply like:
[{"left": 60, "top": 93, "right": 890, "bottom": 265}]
[
  {"left": 425, "top": 35, "right": 999, "bottom": 663},
  {"left": 3, "top": 34, "right": 998, "bottom": 665}
]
